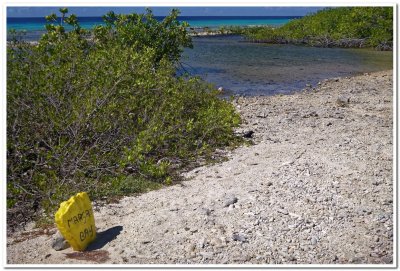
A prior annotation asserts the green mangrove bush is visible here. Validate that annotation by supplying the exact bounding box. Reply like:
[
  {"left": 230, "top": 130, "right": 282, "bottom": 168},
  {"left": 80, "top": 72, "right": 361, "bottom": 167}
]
[
  {"left": 242, "top": 7, "right": 393, "bottom": 50},
  {"left": 7, "top": 8, "right": 241, "bottom": 228}
]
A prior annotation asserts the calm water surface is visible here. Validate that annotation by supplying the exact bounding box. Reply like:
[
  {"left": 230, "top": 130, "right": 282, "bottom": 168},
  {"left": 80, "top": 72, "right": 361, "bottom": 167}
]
[{"left": 181, "top": 36, "right": 393, "bottom": 96}]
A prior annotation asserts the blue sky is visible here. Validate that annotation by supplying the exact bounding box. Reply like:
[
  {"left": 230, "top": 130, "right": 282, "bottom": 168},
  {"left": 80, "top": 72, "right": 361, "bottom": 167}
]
[{"left": 7, "top": 7, "right": 325, "bottom": 17}]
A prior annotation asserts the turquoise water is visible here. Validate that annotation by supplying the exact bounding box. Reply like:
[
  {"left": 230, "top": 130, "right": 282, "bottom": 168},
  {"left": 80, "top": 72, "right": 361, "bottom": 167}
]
[
  {"left": 7, "top": 16, "right": 296, "bottom": 30},
  {"left": 178, "top": 17, "right": 293, "bottom": 28},
  {"left": 7, "top": 16, "right": 296, "bottom": 41}
]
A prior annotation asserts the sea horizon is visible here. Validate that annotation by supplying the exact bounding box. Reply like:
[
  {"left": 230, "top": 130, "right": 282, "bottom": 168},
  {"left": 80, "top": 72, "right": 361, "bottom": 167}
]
[{"left": 7, "top": 15, "right": 301, "bottom": 33}]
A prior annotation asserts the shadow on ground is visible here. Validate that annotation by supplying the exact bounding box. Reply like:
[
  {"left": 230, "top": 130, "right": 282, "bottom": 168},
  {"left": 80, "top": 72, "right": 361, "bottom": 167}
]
[{"left": 87, "top": 225, "right": 123, "bottom": 251}]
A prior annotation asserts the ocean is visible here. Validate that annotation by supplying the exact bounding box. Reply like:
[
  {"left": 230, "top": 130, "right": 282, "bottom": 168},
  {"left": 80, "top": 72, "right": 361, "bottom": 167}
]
[{"left": 7, "top": 16, "right": 298, "bottom": 41}]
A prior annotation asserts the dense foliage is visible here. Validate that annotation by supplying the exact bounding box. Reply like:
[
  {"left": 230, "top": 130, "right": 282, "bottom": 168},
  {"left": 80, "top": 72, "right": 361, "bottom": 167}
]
[
  {"left": 7, "top": 9, "right": 241, "bottom": 227},
  {"left": 242, "top": 7, "right": 393, "bottom": 50}
]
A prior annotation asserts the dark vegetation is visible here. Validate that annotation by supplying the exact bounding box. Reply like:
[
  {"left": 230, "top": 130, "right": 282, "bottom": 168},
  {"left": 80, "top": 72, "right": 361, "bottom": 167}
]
[
  {"left": 7, "top": 8, "right": 242, "bottom": 230},
  {"left": 239, "top": 7, "right": 393, "bottom": 50}
]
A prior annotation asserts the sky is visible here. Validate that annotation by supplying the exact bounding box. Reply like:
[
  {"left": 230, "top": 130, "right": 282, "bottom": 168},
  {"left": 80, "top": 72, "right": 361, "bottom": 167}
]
[{"left": 7, "top": 7, "right": 325, "bottom": 17}]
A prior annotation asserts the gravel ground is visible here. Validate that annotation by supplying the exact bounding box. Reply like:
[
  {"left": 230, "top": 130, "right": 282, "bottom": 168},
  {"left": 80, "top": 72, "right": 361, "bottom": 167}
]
[{"left": 6, "top": 70, "right": 394, "bottom": 265}]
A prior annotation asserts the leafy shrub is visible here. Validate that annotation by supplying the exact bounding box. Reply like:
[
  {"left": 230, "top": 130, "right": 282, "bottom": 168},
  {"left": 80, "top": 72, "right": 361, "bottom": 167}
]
[
  {"left": 93, "top": 8, "right": 193, "bottom": 65},
  {"left": 242, "top": 7, "right": 393, "bottom": 50},
  {"left": 7, "top": 8, "right": 241, "bottom": 228}
]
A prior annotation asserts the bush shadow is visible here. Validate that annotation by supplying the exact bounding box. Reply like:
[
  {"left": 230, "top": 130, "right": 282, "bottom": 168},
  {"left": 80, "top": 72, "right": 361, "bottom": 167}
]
[{"left": 87, "top": 225, "right": 123, "bottom": 251}]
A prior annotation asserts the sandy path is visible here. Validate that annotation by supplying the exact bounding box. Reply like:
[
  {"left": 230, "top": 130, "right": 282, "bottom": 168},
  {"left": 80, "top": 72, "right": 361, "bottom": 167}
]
[{"left": 6, "top": 70, "right": 393, "bottom": 265}]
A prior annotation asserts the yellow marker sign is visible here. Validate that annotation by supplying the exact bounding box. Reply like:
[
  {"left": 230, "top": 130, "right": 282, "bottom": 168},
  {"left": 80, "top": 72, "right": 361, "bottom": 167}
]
[{"left": 55, "top": 192, "right": 96, "bottom": 251}]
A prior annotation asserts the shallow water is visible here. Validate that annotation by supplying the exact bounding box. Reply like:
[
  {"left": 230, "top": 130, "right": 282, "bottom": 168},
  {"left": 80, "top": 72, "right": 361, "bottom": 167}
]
[{"left": 181, "top": 35, "right": 393, "bottom": 96}]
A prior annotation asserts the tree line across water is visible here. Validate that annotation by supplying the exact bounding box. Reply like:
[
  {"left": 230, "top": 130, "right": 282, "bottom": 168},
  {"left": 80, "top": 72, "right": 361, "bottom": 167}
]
[
  {"left": 226, "top": 7, "right": 393, "bottom": 50},
  {"left": 9, "top": 7, "right": 393, "bottom": 50}
]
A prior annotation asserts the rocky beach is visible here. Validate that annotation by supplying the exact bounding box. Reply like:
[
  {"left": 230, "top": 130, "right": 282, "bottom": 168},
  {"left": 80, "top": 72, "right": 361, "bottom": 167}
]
[{"left": 6, "top": 70, "right": 394, "bottom": 265}]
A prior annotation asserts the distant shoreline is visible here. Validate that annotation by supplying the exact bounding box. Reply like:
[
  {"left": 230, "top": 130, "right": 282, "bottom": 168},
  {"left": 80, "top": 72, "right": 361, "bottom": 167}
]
[
  {"left": 6, "top": 16, "right": 296, "bottom": 34},
  {"left": 6, "top": 30, "right": 238, "bottom": 45}
]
